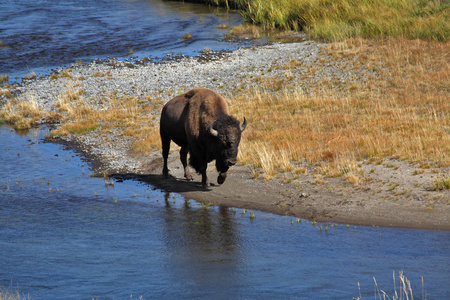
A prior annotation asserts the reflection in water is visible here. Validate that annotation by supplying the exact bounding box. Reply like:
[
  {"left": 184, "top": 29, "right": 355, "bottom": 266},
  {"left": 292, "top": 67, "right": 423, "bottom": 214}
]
[
  {"left": 161, "top": 192, "right": 242, "bottom": 296},
  {"left": 0, "top": 126, "right": 449, "bottom": 299}
]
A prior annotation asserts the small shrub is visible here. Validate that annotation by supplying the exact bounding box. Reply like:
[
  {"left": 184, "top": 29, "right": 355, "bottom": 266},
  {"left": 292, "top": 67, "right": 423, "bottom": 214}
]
[
  {"left": 23, "top": 72, "right": 36, "bottom": 80},
  {"left": 180, "top": 33, "right": 192, "bottom": 40},
  {"left": 0, "top": 75, "right": 8, "bottom": 84},
  {"left": 433, "top": 174, "right": 450, "bottom": 190}
]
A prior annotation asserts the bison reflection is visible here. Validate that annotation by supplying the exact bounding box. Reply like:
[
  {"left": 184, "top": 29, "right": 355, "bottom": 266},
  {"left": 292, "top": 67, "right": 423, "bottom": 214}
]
[{"left": 160, "top": 88, "right": 246, "bottom": 186}]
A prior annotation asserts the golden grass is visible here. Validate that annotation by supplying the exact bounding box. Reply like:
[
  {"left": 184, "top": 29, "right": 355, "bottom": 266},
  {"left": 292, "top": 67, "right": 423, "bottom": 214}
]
[
  {"left": 51, "top": 119, "right": 98, "bottom": 136},
  {"left": 233, "top": 38, "right": 449, "bottom": 181},
  {"left": 23, "top": 72, "right": 36, "bottom": 81},
  {"left": 0, "top": 95, "right": 46, "bottom": 129},
  {"left": 0, "top": 75, "right": 8, "bottom": 84},
  {"left": 50, "top": 89, "right": 163, "bottom": 152},
  {"left": 0, "top": 286, "right": 29, "bottom": 300},
  {"left": 356, "top": 271, "right": 423, "bottom": 300}
]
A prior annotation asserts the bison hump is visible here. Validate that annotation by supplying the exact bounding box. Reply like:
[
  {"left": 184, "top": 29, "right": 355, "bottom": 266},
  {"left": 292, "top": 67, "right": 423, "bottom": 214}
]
[{"left": 185, "top": 89, "right": 196, "bottom": 99}]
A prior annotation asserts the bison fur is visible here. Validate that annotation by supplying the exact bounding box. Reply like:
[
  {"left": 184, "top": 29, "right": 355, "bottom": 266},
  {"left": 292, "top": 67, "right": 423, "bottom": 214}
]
[{"left": 159, "top": 88, "right": 246, "bottom": 186}]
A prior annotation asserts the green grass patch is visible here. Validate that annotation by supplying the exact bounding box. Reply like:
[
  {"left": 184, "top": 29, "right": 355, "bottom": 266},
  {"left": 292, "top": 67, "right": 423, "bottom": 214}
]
[
  {"left": 211, "top": 0, "right": 449, "bottom": 41},
  {"left": 433, "top": 173, "right": 450, "bottom": 190}
]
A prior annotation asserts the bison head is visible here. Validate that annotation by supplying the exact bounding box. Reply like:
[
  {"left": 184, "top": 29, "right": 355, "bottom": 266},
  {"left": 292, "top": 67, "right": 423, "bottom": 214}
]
[{"left": 209, "top": 115, "right": 247, "bottom": 184}]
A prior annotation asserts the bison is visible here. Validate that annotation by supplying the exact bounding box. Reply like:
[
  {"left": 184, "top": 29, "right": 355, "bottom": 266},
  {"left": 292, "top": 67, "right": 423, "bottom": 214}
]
[{"left": 160, "top": 88, "right": 246, "bottom": 187}]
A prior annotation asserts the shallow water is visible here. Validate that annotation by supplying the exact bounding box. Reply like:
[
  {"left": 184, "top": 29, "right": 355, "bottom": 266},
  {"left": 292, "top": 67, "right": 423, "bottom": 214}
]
[
  {"left": 0, "top": 0, "right": 256, "bottom": 81},
  {"left": 1, "top": 126, "right": 449, "bottom": 299}
]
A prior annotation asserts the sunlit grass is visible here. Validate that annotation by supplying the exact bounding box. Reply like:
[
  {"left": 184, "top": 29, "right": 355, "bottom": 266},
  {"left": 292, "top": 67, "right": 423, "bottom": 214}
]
[
  {"left": 231, "top": 38, "right": 449, "bottom": 181},
  {"left": 356, "top": 271, "right": 425, "bottom": 300},
  {"left": 49, "top": 89, "right": 163, "bottom": 152},
  {"left": 0, "top": 95, "right": 46, "bottom": 129},
  {"left": 215, "top": 0, "right": 449, "bottom": 41},
  {"left": 0, "top": 286, "right": 30, "bottom": 300}
]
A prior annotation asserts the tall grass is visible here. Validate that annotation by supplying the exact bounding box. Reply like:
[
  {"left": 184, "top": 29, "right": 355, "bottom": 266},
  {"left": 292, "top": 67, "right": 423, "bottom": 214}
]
[
  {"left": 0, "top": 286, "right": 29, "bottom": 300},
  {"left": 213, "top": 0, "right": 449, "bottom": 41},
  {"left": 0, "top": 95, "right": 45, "bottom": 129},
  {"left": 232, "top": 38, "right": 449, "bottom": 180},
  {"left": 356, "top": 271, "right": 426, "bottom": 300}
]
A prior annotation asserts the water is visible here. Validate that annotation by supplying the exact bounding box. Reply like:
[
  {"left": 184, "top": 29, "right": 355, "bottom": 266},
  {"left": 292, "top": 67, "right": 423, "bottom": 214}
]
[
  {"left": 0, "top": 0, "right": 258, "bottom": 82},
  {"left": 1, "top": 126, "right": 449, "bottom": 299}
]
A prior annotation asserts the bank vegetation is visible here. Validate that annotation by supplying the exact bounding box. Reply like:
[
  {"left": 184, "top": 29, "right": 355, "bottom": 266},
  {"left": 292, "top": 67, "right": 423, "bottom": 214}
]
[{"left": 212, "top": 0, "right": 449, "bottom": 41}]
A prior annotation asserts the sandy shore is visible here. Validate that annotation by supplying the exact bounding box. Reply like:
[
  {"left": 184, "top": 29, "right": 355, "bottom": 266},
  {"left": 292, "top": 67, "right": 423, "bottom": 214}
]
[{"left": 9, "top": 40, "right": 450, "bottom": 230}]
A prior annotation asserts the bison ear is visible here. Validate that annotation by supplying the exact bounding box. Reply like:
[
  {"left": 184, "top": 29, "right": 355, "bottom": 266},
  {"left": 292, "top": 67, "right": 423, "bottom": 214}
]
[
  {"left": 209, "top": 121, "right": 219, "bottom": 137},
  {"left": 240, "top": 117, "right": 247, "bottom": 132}
]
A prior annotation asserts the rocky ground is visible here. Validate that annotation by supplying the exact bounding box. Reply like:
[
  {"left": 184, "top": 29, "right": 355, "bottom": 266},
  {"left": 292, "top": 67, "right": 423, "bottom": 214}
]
[{"left": 8, "top": 39, "right": 449, "bottom": 230}]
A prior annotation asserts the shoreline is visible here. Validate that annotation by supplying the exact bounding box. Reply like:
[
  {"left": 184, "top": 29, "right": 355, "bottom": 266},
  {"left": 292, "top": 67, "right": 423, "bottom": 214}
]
[
  {"left": 6, "top": 40, "right": 450, "bottom": 230},
  {"left": 49, "top": 133, "right": 450, "bottom": 231}
]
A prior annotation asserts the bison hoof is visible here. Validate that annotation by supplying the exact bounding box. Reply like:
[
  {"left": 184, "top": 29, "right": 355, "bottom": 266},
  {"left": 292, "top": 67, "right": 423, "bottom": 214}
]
[{"left": 217, "top": 173, "right": 227, "bottom": 185}]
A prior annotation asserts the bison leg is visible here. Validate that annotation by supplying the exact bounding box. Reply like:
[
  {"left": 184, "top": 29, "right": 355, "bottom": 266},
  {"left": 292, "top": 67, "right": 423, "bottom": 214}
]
[
  {"left": 201, "top": 169, "right": 210, "bottom": 187},
  {"left": 161, "top": 136, "right": 170, "bottom": 179},
  {"left": 180, "top": 146, "right": 193, "bottom": 181}
]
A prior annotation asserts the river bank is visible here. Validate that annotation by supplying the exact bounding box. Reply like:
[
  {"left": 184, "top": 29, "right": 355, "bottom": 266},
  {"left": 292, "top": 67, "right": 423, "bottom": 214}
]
[{"left": 3, "top": 39, "right": 449, "bottom": 230}]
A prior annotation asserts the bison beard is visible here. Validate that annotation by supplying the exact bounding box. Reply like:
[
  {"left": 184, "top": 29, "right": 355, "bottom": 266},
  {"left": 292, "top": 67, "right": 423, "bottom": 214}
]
[{"left": 160, "top": 88, "right": 246, "bottom": 187}]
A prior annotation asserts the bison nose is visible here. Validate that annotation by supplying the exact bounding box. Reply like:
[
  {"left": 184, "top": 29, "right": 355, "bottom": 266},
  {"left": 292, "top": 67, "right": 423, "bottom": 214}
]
[{"left": 226, "top": 159, "right": 236, "bottom": 167}]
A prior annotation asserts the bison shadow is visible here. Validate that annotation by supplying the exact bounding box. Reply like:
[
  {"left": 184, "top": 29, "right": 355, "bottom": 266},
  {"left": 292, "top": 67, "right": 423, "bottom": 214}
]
[{"left": 110, "top": 172, "right": 217, "bottom": 193}]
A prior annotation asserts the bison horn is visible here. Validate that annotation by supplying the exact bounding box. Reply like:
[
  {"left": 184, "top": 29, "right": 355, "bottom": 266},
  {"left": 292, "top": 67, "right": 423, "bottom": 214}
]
[
  {"left": 240, "top": 117, "right": 247, "bottom": 132},
  {"left": 209, "top": 121, "right": 219, "bottom": 137}
]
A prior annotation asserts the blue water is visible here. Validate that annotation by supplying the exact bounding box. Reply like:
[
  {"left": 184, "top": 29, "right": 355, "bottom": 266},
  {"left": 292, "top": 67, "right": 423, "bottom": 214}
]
[
  {"left": 0, "top": 0, "right": 258, "bottom": 82},
  {"left": 1, "top": 126, "right": 449, "bottom": 299}
]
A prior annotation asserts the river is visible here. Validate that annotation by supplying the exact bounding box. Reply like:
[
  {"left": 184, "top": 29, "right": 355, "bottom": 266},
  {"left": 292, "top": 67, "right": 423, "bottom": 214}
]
[
  {"left": 1, "top": 126, "right": 449, "bottom": 299},
  {"left": 0, "top": 0, "right": 259, "bottom": 82}
]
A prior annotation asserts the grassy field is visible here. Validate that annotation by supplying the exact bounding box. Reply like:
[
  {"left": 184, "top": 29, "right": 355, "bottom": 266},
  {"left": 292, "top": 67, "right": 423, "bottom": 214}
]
[
  {"left": 213, "top": 0, "right": 449, "bottom": 41},
  {"left": 233, "top": 38, "right": 449, "bottom": 182}
]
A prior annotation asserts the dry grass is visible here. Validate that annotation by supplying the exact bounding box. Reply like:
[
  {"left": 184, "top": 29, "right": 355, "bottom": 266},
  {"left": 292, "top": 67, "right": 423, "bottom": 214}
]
[
  {"left": 233, "top": 38, "right": 449, "bottom": 181},
  {"left": 23, "top": 72, "right": 36, "bottom": 81},
  {"left": 0, "top": 75, "right": 8, "bottom": 84},
  {"left": 49, "top": 89, "right": 163, "bottom": 153},
  {"left": 355, "top": 271, "right": 425, "bottom": 300},
  {"left": 0, "top": 95, "right": 46, "bottom": 129},
  {"left": 0, "top": 286, "right": 29, "bottom": 300}
]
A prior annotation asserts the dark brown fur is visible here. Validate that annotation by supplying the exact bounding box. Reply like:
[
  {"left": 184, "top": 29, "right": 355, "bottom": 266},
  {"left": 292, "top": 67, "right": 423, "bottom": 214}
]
[{"left": 160, "top": 88, "right": 246, "bottom": 186}]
